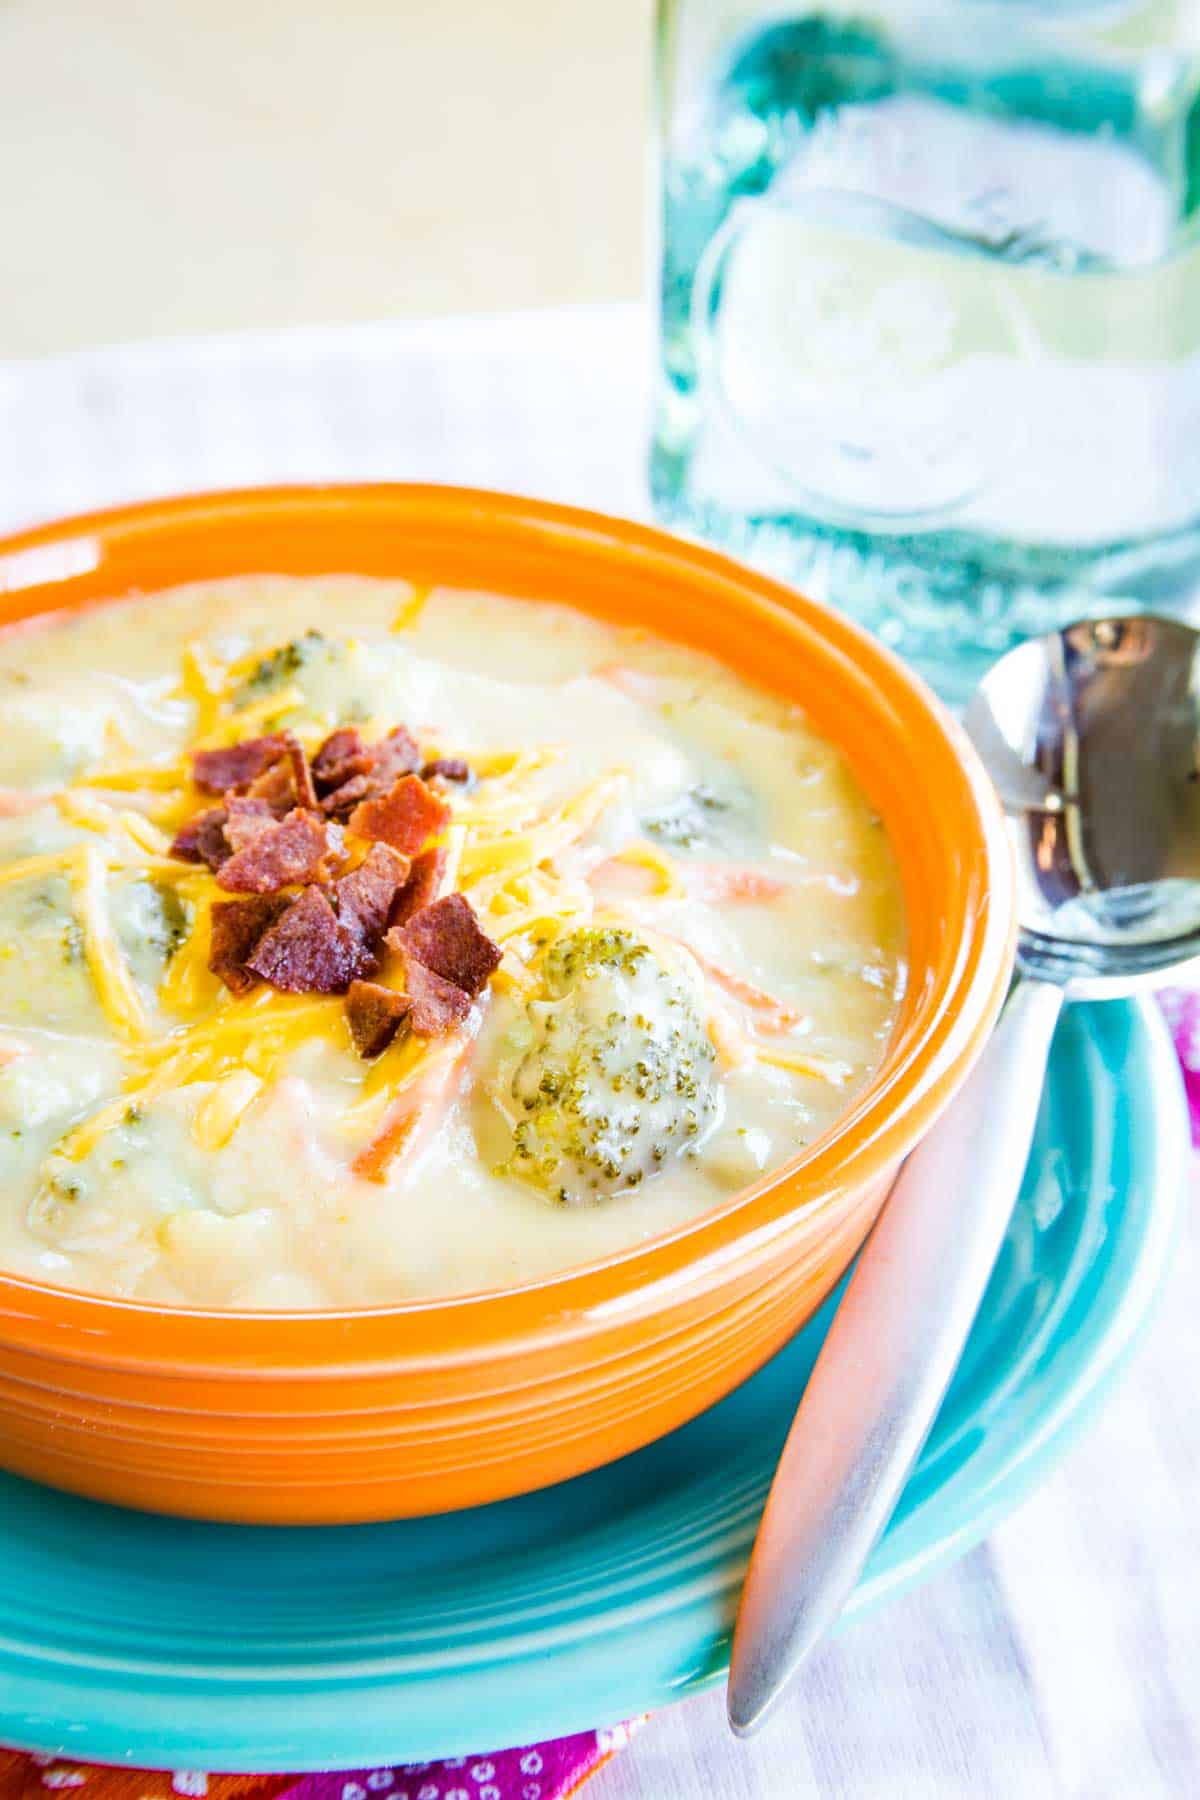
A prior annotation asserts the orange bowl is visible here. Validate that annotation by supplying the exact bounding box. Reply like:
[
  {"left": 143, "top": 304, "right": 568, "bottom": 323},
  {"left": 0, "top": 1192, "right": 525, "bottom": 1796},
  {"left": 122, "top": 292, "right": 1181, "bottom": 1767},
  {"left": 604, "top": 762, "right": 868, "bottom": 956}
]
[{"left": 0, "top": 485, "right": 1015, "bottom": 1523}]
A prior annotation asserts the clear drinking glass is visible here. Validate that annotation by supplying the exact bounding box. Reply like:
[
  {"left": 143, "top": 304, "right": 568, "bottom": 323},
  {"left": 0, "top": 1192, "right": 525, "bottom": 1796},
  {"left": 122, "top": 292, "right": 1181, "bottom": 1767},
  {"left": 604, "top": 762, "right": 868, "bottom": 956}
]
[{"left": 651, "top": 0, "right": 1200, "bottom": 700}]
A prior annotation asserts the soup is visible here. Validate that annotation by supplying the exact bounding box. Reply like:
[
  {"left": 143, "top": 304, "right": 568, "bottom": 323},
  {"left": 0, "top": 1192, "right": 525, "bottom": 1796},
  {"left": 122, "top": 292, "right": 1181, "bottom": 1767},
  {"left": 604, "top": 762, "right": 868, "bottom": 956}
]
[{"left": 0, "top": 575, "right": 904, "bottom": 1307}]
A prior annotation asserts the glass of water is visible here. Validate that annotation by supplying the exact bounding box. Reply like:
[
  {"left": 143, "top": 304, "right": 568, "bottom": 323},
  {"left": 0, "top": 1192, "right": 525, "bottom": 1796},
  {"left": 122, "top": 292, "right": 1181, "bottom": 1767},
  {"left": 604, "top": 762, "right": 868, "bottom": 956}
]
[{"left": 651, "top": 0, "right": 1200, "bottom": 700}]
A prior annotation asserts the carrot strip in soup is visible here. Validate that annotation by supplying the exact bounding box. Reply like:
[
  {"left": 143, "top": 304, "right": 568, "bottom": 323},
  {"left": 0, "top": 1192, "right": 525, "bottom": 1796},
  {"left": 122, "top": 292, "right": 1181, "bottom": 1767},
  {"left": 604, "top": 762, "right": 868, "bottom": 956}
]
[
  {"left": 352, "top": 1034, "right": 474, "bottom": 1183},
  {"left": 688, "top": 950, "right": 805, "bottom": 1035},
  {"left": 0, "top": 787, "right": 50, "bottom": 817},
  {"left": 683, "top": 863, "right": 790, "bottom": 905}
]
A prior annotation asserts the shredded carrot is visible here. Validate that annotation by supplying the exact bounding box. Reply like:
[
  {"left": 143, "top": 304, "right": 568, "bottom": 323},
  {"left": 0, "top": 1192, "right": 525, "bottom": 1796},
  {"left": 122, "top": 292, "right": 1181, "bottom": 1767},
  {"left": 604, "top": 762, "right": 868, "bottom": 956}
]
[
  {"left": 706, "top": 998, "right": 755, "bottom": 1070},
  {"left": 352, "top": 1035, "right": 474, "bottom": 1183},
  {"left": 588, "top": 847, "right": 785, "bottom": 909},
  {"left": 0, "top": 787, "right": 50, "bottom": 817},
  {"left": 593, "top": 663, "right": 664, "bottom": 704},
  {"left": 589, "top": 857, "right": 657, "bottom": 901},
  {"left": 688, "top": 949, "right": 804, "bottom": 1035},
  {"left": 683, "top": 863, "right": 790, "bottom": 905},
  {"left": 588, "top": 848, "right": 673, "bottom": 902}
]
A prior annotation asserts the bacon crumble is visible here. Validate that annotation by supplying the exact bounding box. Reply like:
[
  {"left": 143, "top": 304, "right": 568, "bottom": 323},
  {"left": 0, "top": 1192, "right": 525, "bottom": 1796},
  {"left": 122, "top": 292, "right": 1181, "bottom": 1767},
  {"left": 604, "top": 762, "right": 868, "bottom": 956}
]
[
  {"left": 345, "top": 980, "right": 413, "bottom": 1059},
  {"left": 231, "top": 731, "right": 310, "bottom": 812},
  {"left": 421, "top": 757, "right": 474, "bottom": 788},
  {"left": 391, "top": 845, "right": 446, "bottom": 925},
  {"left": 245, "top": 885, "right": 374, "bottom": 994},
  {"left": 312, "top": 727, "right": 372, "bottom": 794},
  {"left": 320, "top": 772, "right": 372, "bottom": 821},
  {"left": 334, "top": 842, "right": 412, "bottom": 947},
  {"left": 221, "top": 794, "right": 276, "bottom": 853},
  {"left": 208, "top": 894, "right": 290, "bottom": 994},
  {"left": 170, "top": 805, "right": 231, "bottom": 870},
  {"left": 398, "top": 954, "right": 473, "bottom": 1036},
  {"left": 190, "top": 734, "right": 288, "bottom": 796},
  {"left": 216, "top": 809, "right": 338, "bottom": 894},
  {"left": 182, "top": 726, "right": 500, "bottom": 1043},
  {"left": 390, "top": 893, "right": 502, "bottom": 999},
  {"left": 369, "top": 725, "right": 422, "bottom": 785},
  {"left": 349, "top": 774, "right": 450, "bottom": 858}
]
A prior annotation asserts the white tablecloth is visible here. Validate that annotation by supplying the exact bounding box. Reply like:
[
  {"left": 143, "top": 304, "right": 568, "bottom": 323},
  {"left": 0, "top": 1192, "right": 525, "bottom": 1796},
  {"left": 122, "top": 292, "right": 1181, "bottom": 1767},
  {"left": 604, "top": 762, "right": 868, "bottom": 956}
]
[{"left": 2, "top": 305, "right": 1196, "bottom": 1799}]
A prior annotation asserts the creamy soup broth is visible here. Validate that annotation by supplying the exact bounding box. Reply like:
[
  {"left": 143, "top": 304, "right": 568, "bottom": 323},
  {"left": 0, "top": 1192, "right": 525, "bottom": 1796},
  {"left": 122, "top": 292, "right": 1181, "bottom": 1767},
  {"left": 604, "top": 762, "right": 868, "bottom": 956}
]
[{"left": 0, "top": 576, "right": 905, "bottom": 1307}]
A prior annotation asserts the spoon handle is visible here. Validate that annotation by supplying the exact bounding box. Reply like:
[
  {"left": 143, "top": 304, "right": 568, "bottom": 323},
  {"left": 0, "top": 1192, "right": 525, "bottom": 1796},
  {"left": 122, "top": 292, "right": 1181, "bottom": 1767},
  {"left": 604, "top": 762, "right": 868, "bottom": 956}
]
[{"left": 727, "top": 976, "right": 1064, "bottom": 1736}]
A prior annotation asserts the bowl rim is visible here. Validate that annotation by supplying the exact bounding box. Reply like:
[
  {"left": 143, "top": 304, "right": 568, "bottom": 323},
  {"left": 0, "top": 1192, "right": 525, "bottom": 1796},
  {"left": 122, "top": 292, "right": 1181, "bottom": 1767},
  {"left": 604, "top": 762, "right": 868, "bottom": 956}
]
[{"left": 0, "top": 483, "right": 1016, "bottom": 1370}]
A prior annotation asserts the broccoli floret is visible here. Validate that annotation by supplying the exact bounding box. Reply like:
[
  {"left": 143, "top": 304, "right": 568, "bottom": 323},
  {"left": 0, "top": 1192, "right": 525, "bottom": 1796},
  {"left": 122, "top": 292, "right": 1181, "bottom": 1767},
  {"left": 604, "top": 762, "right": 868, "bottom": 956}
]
[
  {"left": 234, "top": 631, "right": 332, "bottom": 702},
  {"left": 643, "top": 783, "right": 730, "bottom": 850},
  {"left": 145, "top": 882, "right": 191, "bottom": 958},
  {"left": 19, "top": 878, "right": 84, "bottom": 964},
  {"left": 109, "top": 879, "right": 193, "bottom": 990},
  {"left": 501, "top": 926, "right": 720, "bottom": 1204}
]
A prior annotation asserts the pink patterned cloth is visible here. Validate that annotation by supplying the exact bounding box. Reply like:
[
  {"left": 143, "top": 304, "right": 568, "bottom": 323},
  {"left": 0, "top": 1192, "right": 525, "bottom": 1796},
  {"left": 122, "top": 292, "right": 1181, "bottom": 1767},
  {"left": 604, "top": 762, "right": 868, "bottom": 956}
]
[
  {"left": 1159, "top": 990, "right": 1200, "bottom": 1143},
  {"left": 0, "top": 1727, "right": 645, "bottom": 1800},
  {"left": 290, "top": 1729, "right": 643, "bottom": 1800}
]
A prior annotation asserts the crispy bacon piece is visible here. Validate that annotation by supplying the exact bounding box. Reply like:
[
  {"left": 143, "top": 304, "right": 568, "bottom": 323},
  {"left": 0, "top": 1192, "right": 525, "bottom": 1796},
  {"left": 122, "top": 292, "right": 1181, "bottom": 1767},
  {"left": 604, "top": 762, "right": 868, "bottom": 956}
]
[
  {"left": 216, "top": 809, "right": 339, "bottom": 894},
  {"left": 317, "top": 725, "right": 424, "bottom": 819},
  {"left": 399, "top": 955, "right": 472, "bottom": 1036},
  {"left": 321, "top": 771, "right": 372, "bottom": 821},
  {"left": 170, "top": 805, "right": 230, "bottom": 869},
  {"left": 245, "top": 885, "right": 373, "bottom": 994},
  {"left": 334, "top": 843, "right": 411, "bottom": 947},
  {"left": 349, "top": 774, "right": 449, "bottom": 858},
  {"left": 344, "top": 979, "right": 412, "bottom": 1059},
  {"left": 392, "top": 893, "right": 501, "bottom": 998},
  {"left": 178, "top": 716, "right": 497, "bottom": 1025},
  {"left": 245, "top": 759, "right": 295, "bottom": 814},
  {"left": 391, "top": 845, "right": 446, "bottom": 925},
  {"left": 208, "top": 894, "right": 290, "bottom": 995},
  {"left": 369, "top": 725, "right": 422, "bottom": 785},
  {"left": 221, "top": 794, "right": 276, "bottom": 853},
  {"left": 285, "top": 734, "right": 318, "bottom": 809},
  {"left": 311, "top": 727, "right": 373, "bottom": 795},
  {"left": 420, "top": 756, "right": 474, "bottom": 788},
  {"left": 190, "top": 735, "right": 287, "bottom": 796},
  {"left": 381, "top": 893, "right": 500, "bottom": 1040},
  {"left": 245, "top": 732, "right": 317, "bottom": 814}
]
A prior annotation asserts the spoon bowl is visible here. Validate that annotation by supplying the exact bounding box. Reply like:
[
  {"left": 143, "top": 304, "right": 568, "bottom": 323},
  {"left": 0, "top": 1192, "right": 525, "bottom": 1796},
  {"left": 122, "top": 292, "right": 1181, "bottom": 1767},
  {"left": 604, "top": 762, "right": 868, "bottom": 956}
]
[{"left": 965, "top": 615, "right": 1200, "bottom": 992}]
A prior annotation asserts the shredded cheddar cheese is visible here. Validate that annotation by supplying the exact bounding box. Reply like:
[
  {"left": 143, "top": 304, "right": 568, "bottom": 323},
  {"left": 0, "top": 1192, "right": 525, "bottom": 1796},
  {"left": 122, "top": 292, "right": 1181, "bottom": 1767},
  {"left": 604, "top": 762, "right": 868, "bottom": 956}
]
[
  {"left": 28, "top": 617, "right": 858, "bottom": 1199},
  {"left": 438, "top": 822, "right": 467, "bottom": 897},
  {"left": 0, "top": 850, "right": 81, "bottom": 890},
  {"left": 461, "top": 772, "right": 628, "bottom": 890},
  {"left": 191, "top": 1069, "right": 264, "bottom": 1151},
  {"left": 598, "top": 838, "right": 686, "bottom": 899},
  {"left": 76, "top": 762, "right": 185, "bottom": 792},
  {"left": 69, "top": 845, "right": 150, "bottom": 1048},
  {"left": 750, "top": 1043, "right": 853, "bottom": 1085},
  {"left": 190, "top": 685, "right": 305, "bottom": 747},
  {"left": 391, "top": 585, "right": 431, "bottom": 632}
]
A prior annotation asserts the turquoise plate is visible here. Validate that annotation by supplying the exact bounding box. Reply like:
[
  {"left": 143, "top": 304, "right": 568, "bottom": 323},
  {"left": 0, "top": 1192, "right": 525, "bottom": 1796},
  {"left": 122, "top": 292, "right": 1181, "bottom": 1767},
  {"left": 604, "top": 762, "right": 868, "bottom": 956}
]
[{"left": 0, "top": 998, "right": 1186, "bottom": 1769}]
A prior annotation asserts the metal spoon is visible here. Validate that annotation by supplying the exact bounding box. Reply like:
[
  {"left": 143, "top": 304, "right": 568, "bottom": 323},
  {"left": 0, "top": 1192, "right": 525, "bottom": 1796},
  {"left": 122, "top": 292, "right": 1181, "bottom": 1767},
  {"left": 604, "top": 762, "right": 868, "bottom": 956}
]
[{"left": 728, "top": 614, "right": 1200, "bottom": 1735}]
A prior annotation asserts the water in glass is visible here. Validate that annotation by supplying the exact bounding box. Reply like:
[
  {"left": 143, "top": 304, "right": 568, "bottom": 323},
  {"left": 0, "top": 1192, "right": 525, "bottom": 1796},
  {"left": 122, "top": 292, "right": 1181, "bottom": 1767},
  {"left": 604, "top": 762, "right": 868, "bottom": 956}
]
[{"left": 652, "top": 0, "right": 1200, "bottom": 699}]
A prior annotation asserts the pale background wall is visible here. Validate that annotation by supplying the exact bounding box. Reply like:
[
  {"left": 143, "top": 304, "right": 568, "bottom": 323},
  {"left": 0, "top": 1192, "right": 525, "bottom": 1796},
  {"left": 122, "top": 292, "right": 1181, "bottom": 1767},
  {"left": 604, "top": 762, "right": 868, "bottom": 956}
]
[{"left": 0, "top": 0, "right": 651, "bottom": 357}]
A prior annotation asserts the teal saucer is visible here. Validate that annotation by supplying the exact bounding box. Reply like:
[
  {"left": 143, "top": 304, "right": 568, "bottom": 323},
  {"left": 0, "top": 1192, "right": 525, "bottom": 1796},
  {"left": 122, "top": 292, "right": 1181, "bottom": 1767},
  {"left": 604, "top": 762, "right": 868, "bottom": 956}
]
[{"left": 0, "top": 998, "right": 1185, "bottom": 1770}]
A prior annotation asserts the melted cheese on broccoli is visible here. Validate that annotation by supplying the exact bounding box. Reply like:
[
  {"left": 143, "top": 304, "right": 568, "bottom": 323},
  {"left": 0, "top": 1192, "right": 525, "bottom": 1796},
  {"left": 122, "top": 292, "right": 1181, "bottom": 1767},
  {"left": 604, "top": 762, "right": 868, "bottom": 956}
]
[{"left": 500, "top": 926, "right": 720, "bottom": 1203}]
